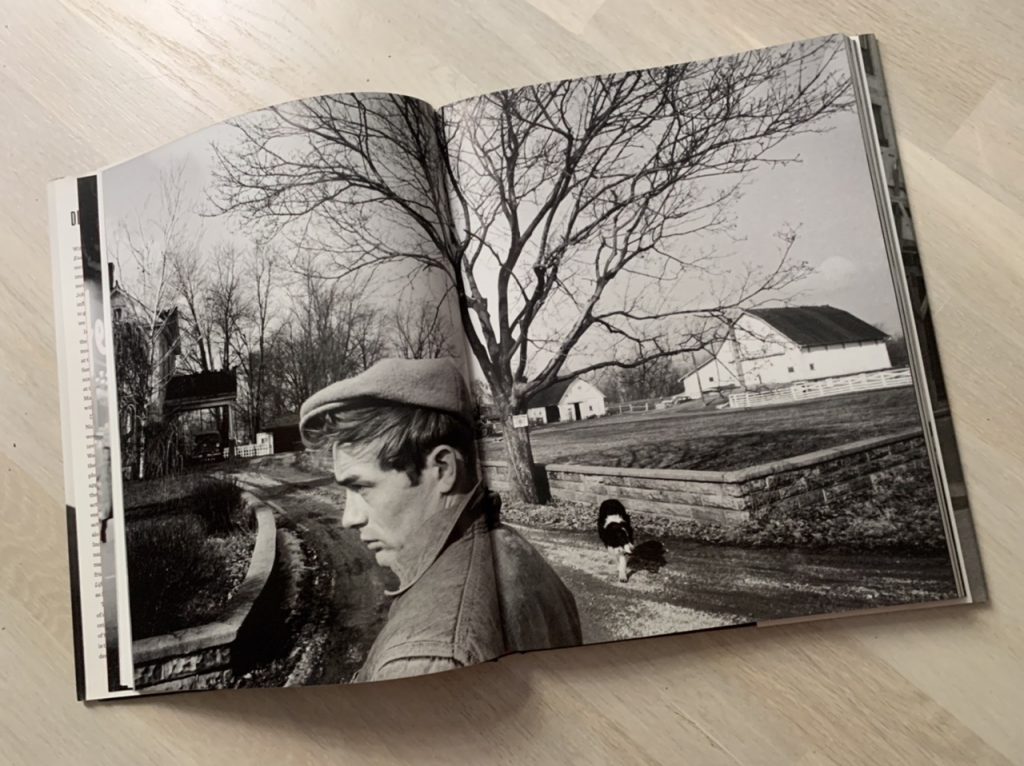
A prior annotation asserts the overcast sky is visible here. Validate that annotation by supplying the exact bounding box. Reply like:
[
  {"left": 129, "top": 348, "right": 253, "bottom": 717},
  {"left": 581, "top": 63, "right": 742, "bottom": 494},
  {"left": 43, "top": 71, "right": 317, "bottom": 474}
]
[
  {"left": 714, "top": 107, "right": 900, "bottom": 332},
  {"left": 100, "top": 117, "right": 467, "bottom": 369},
  {"left": 102, "top": 39, "right": 902, "bottom": 388}
]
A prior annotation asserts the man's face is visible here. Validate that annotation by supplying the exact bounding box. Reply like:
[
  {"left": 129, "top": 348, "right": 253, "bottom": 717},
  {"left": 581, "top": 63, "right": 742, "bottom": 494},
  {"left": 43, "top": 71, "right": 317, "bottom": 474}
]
[{"left": 331, "top": 441, "right": 442, "bottom": 571}]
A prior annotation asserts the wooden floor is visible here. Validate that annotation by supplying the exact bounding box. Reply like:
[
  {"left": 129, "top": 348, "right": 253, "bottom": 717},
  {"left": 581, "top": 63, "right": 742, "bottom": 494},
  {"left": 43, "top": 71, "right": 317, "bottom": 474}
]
[{"left": 2, "top": 2, "right": 1022, "bottom": 763}]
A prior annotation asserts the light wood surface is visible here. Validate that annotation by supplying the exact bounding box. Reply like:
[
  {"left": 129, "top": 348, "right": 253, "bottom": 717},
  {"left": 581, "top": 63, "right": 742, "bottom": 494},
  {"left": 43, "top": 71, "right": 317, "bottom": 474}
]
[{"left": 2, "top": 2, "right": 1022, "bottom": 763}]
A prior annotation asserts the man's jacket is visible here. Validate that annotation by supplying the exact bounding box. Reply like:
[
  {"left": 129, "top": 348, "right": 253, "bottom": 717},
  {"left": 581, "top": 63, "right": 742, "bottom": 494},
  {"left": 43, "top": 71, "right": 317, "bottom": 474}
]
[{"left": 354, "top": 492, "right": 582, "bottom": 681}]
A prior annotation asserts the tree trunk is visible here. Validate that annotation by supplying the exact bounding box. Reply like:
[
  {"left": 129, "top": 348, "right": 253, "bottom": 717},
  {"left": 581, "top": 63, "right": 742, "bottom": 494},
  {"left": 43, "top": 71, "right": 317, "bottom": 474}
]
[
  {"left": 497, "top": 410, "right": 544, "bottom": 504},
  {"left": 137, "top": 425, "right": 146, "bottom": 480}
]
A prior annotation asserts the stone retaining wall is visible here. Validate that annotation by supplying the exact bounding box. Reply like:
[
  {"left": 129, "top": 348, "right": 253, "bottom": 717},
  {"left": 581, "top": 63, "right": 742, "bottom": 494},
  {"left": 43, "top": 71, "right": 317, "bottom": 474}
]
[
  {"left": 482, "top": 428, "right": 926, "bottom": 525},
  {"left": 132, "top": 493, "right": 278, "bottom": 692}
]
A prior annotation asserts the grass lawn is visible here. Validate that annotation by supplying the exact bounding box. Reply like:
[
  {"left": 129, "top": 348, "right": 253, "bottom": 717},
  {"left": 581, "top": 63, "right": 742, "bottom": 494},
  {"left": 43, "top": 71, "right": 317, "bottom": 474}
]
[
  {"left": 127, "top": 515, "right": 255, "bottom": 639},
  {"left": 125, "top": 475, "right": 255, "bottom": 639},
  {"left": 479, "top": 387, "right": 923, "bottom": 470}
]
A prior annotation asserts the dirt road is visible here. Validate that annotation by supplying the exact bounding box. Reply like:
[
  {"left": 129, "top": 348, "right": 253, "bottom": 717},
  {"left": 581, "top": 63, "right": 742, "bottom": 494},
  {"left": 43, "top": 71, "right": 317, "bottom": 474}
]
[
  {"left": 229, "top": 459, "right": 958, "bottom": 664},
  {"left": 517, "top": 524, "right": 959, "bottom": 643},
  {"left": 231, "top": 468, "right": 390, "bottom": 685}
]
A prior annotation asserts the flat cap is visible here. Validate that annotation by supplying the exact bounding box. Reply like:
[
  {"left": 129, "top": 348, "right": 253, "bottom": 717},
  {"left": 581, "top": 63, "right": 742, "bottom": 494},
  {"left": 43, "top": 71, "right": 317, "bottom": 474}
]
[{"left": 299, "top": 357, "right": 473, "bottom": 439}]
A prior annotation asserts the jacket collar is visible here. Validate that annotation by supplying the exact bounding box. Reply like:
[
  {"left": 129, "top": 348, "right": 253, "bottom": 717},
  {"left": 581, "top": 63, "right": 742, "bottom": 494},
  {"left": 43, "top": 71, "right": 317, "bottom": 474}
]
[{"left": 384, "top": 483, "right": 496, "bottom": 597}]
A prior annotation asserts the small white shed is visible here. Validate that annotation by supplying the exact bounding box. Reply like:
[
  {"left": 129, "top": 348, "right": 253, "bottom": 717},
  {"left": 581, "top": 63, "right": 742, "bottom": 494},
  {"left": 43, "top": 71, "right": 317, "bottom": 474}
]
[{"left": 526, "top": 378, "right": 607, "bottom": 424}]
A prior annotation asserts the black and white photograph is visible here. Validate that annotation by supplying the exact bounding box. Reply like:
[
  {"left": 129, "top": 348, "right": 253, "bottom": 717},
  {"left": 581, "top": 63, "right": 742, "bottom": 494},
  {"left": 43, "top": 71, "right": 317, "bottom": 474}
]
[
  {"left": 101, "top": 34, "right": 959, "bottom": 694},
  {"left": 18, "top": 0, "right": 1022, "bottom": 759}
]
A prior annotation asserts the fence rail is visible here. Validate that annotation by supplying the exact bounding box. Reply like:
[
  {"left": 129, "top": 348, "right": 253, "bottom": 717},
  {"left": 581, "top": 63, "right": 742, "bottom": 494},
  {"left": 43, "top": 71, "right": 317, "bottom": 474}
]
[
  {"left": 607, "top": 397, "right": 672, "bottom": 415},
  {"left": 727, "top": 368, "right": 913, "bottom": 409},
  {"left": 228, "top": 442, "right": 274, "bottom": 458}
]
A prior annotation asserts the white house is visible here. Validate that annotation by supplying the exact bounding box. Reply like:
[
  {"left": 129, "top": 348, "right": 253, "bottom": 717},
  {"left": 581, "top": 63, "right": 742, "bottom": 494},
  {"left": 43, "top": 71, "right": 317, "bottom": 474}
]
[
  {"left": 526, "top": 378, "right": 607, "bottom": 424},
  {"left": 679, "top": 306, "right": 892, "bottom": 398}
]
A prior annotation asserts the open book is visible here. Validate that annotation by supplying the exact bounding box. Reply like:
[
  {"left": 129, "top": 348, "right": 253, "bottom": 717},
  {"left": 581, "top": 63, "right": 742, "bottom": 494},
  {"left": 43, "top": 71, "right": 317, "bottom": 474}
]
[{"left": 49, "top": 33, "right": 985, "bottom": 701}]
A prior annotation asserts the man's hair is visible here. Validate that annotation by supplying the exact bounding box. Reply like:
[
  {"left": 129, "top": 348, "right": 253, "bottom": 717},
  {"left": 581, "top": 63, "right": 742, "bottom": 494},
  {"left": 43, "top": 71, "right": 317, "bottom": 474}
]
[{"left": 302, "top": 399, "right": 477, "bottom": 484}]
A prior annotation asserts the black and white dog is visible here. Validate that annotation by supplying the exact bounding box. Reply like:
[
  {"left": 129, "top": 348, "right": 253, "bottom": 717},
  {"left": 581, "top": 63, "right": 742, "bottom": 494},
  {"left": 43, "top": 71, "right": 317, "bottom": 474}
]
[{"left": 597, "top": 499, "right": 635, "bottom": 582}]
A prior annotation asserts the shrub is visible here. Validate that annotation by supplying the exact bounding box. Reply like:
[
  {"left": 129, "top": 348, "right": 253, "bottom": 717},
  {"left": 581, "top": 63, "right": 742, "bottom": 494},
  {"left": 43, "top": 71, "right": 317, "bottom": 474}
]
[
  {"left": 141, "top": 474, "right": 250, "bottom": 535},
  {"left": 191, "top": 476, "right": 248, "bottom": 535},
  {"left": 125, "top": 475, "right": 254, "bottom": 638},
  {"left": 126, "top": 515, "right": 222, "bottom": 638}
]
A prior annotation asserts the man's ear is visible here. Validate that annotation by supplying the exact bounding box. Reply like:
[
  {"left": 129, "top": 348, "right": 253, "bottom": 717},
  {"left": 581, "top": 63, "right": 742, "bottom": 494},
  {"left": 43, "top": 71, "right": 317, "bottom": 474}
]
[{"left": 425, "top": 444, "right": 460, "bottom": 493}]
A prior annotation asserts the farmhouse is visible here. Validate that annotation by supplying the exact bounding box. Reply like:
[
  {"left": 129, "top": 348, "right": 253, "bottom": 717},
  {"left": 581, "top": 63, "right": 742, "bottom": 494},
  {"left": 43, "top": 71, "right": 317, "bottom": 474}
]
[
  {"left": 679, "top": 305, "right": 892, "bottom": 398},
  {"left": 526, "top": 378, "right": 607, "bottom": 425}
]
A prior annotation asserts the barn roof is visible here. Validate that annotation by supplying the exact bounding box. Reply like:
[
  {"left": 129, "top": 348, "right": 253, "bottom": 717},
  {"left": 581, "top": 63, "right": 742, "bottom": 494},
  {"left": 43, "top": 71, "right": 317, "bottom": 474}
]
[
  {"left": 745, "top": 306, "right": 887, "bottom": 347},
  {"left": 526, "top": 379, "right": 575, "bottom": 408}
]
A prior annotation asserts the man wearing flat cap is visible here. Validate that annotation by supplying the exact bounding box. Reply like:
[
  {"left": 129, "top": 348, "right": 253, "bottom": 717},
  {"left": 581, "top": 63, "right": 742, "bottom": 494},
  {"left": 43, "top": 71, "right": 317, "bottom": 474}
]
[{"left": 300, "top": 357, "right": 582, "bottom": 682}]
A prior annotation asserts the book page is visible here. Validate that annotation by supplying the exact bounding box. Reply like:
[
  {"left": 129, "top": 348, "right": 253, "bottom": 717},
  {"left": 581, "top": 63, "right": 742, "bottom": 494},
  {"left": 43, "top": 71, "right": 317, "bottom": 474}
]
[
  {"left": 850, "top": 34, "right": 985, "bottom": 602},
  {"left": 436, "top": 34, "right": 971, "bottom": 650},
  {"left": 91, "top": 92, "right": 481, "bottom": 697},
  {"left": 49, "top": 176, "right": 138, "bottom": 701}
]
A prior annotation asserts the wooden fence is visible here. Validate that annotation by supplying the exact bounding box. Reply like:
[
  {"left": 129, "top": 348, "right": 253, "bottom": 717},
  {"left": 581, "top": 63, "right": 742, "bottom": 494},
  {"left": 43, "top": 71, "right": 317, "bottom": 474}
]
[
  {"left": 727, "top": 368, "right": 913, "bottom": 410},
  {"left": 229, "top": 442, "right": 274, "bottom": 458},
  {"left": 606, "top": 397, "right": 672, "bottom": 415}
]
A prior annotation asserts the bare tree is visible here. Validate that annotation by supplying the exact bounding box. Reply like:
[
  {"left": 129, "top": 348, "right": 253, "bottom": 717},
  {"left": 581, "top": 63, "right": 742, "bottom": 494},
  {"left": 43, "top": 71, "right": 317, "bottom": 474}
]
[
  {"left": 351, "top": 308, "right": 388, "bottom": 371},
  {"left": 213, "top": 38, "right": 851, "bottom": 501},
  {"left": 166, "top": 238, "right": 248, "bottom": 442},
  {"left": 211, "top": 94, "right": 449, "bottom": 280},
  {"left": 112, "top": 164, "right": 197, "bottom": 478},
  {"left": 388, "top": 300, "right": 458, "bottom": 359},
  {"left": 263, "top": 265, "right": 386, "bottom": 412},
  {"left": 170, "top": 241, "right": 248, "bottom": 378},
  {"left": 206, "top": 243, "right": 249, "bottom": 371},
  {"left": 596, "top": 349, "right": 681, "bottom": 403},
  {"left": 111, "top": 314, "right": 153, "bottom": 479},
  {"left": 234, "top": 242, "right": 279, "bottom": 440},
  {"left": 170, "top": 243, "right": 214, "bottom": 373}
]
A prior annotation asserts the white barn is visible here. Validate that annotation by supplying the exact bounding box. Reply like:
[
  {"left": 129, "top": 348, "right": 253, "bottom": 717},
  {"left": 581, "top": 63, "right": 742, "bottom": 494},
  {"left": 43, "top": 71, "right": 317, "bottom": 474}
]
[
  {"left": 526, "top": 378, "right": 607, "bottom": 425},
  {"left": 679, "top": 306, "right": 892, "bottom": 398}
]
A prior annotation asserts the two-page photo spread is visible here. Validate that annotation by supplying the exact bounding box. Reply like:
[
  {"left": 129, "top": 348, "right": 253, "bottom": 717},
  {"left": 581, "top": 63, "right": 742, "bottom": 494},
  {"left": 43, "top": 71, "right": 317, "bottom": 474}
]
[{"left": 49, "top": 33, "right": 983, "bottom": 701}]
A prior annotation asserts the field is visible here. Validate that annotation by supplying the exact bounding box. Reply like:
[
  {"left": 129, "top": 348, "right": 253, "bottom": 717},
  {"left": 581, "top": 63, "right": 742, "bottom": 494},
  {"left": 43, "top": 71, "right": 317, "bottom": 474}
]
[{"left": 479, "top": 387, "right": 922, "bottom": 470}]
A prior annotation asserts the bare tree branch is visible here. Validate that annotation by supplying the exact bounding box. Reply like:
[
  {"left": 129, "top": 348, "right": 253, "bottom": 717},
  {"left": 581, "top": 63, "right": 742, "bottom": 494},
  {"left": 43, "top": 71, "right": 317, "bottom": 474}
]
[{"left": 211, "top": 37, "right": 853, "bottom": 500}]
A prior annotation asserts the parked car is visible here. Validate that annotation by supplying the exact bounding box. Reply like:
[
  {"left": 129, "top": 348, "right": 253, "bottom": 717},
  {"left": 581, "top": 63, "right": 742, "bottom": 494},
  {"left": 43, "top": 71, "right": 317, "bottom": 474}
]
[
  {"left": 660, "top": 393, "right": 695, "bottom": 407},
  {"left": 190, "top": 430, "right": 225, "bottom": 463}
]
